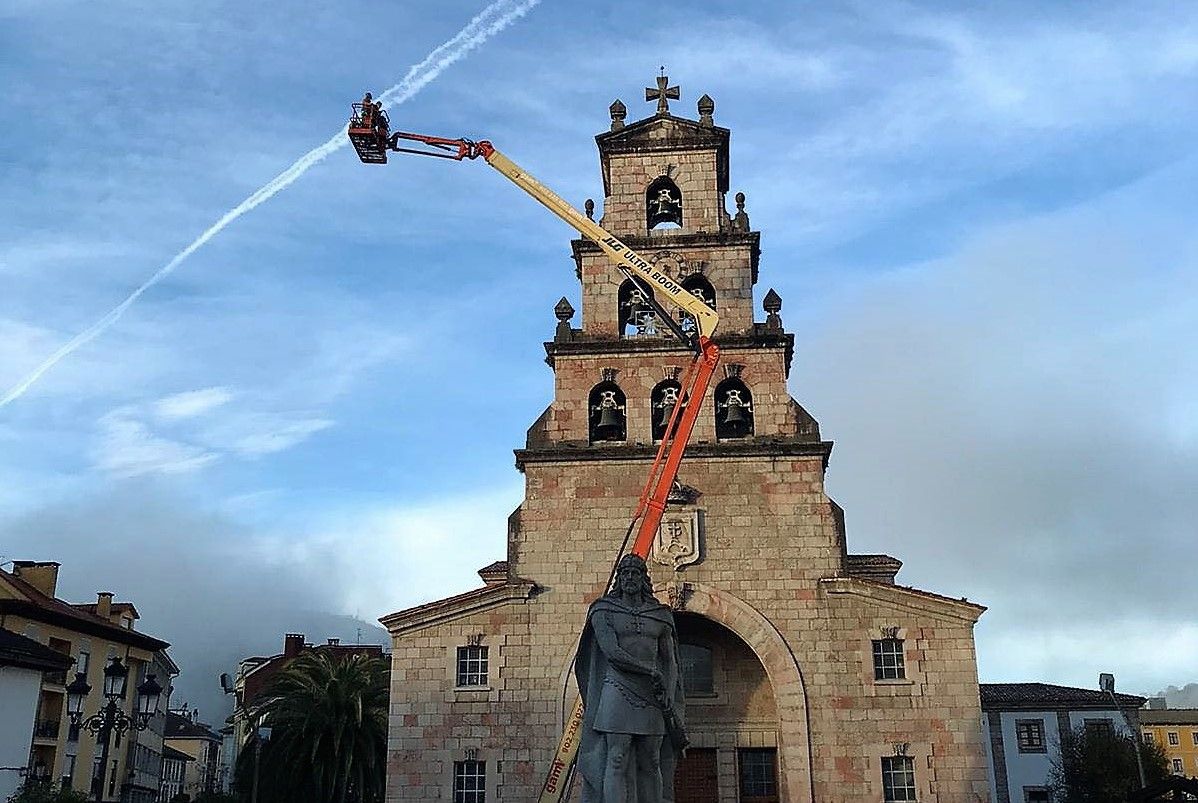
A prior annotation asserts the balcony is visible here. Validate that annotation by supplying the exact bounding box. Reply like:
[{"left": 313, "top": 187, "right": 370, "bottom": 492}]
[{"left": 33, "top": 720, "right": 60, "bottom": 740}]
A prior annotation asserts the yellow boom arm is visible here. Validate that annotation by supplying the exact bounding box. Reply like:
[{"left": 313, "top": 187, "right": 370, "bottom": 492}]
[{"left": 480, "top": 146, "right": 719, "bottom": 339}]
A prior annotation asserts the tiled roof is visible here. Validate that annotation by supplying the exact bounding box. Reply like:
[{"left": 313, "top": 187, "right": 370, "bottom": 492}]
[
  {"left": 981, "top": 682, "right": 1145, "bottom": 710},
  {"left": 72, "top": 601, "right": 141, "bottom": 620},
  {"left": 0, "top": 569, "right": 168, "bottom": 651},
  {"left": 0, "top": 627, "right": 75, "bottom": 672},
  {"left": 165, "top": 711, "right": 222, "bottom": 741},
  {"left": 1140, "top": 708, "right": 1198, "bottom": 725}
]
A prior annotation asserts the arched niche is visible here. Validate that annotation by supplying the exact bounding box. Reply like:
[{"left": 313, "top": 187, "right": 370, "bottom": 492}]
[
  {"left": 680, "top": 273, "right": 716, "bottom": 336},
  {"left": 714, "top": 377, "right": 754, "bottom": 439},
  {"left": 588, "top": 381, "right": 627, "bottom": 443},
  {"left": 651, "top": 379, "right": 684, "bottom": 442},
  {"left": 618, "top": 279, "right": 659, "bottom": 338},
  {"left": 646, "top": 175, "right": 683, "bottom": 230}
]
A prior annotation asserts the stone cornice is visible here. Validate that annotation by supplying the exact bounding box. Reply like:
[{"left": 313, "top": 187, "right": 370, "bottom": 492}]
[
  {"left": 515, "top": 438, "right": 832, "bottom": 471},
  {"left": 543, "top": 328, "right": 793, "bottom": 373},
  {"left": 570, "top": 231, "right": 760, "bottom": 284},
  {"left": 378, "top": 581, "right": 538, "bottom": 637},
  {"left": 819, "top": 576, "right": 986, "bottom": 624}
]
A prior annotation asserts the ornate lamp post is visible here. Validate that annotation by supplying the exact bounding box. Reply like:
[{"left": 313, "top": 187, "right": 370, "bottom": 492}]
[{"left": 66, "top": 657, "right": 163, "bottom": 802}]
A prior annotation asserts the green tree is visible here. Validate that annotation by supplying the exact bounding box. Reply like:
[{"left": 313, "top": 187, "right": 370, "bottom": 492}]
[
  {"left": 1049, "top": 723, "right": 1169, "bottom": 802},
  {"left": 5, "top": 781, "right": 90, "bottom": 803},
  {"left": 235, "top": 652, "right": 389, "bottom": 803}
]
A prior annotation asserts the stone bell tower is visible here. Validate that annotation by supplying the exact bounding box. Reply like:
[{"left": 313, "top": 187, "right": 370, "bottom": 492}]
[{"left": 381, "top": 75, "right": 991, "bottom": 803}]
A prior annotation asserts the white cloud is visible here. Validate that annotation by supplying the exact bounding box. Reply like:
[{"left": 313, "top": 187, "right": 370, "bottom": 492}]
[
  {"left": 91, "top": 410, "right": 217, "bottom": 478},
  {"left": 280, "top": 482, "right": 524, "bottom": 618},
  {"left": 154, "top": 386, "right": 234, "bottom": 420},
  {"left": 797, "top": 159, "right": 1198, "bottom": 690},
  {"left": 205, "top": 413, "right": 334, "bottom": 457}
]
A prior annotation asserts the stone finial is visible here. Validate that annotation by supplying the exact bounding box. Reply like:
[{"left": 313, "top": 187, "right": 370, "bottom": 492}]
[
  {"left": 763, "top": 288, "right": 783, "bottom": 331},
  {"left": 584, "top": 199, "right": 595, "bottom": 220},
  {"left": 733, "top": 191, "right": 750, "bottom": 231},
  {"left": 555, "top": 297, "right": 575, "bottom": 322},
  {"left": 554, "top": 297, "right": 575, "bottom": 342},
  {"left": 609, "top": 99, "right": 627, "bottom": 131},
  {"left": 697, "top": 94, "right": 715, "bottom": 126}
]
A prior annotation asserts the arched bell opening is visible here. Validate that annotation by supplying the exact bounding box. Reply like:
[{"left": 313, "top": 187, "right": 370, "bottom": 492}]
[
  {"left": 588, "top": 381, "right": 627, "bottom": 443},
  {"left": 618, "top": 278, "right": 659, "bottom": 338},
  {"left": 680, "top": 274, "right": 716, "bottom": 336},
  {"left": 651, "top": 379, "right": 685, "bottom": 442},
  {"left": 714, "top": 378, "right": 754, "bottom": 440},
  {"left": 673, "top": 611, "right": 780, "bottom": 803},
  {"left": 646, "top": 175, "right": 683, "bottom": 231}
]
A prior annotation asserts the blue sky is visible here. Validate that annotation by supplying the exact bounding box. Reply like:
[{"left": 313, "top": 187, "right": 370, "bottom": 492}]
[{"left": 3, "top": 0, "right": 1197, "bottom": 711}]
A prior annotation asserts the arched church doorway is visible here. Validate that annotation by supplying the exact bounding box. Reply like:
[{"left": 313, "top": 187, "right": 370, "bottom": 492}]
[{"left": 674, "top": 612, "right": 779, "bottom": 803}]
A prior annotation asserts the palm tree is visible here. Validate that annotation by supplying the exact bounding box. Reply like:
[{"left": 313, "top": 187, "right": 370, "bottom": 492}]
[{"left": 238, "top": 651, "right": 389, "bottom": 803}]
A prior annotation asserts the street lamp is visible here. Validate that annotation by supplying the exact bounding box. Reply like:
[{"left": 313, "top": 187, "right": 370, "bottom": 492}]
[{"left": 66, "top": 657, "right": 163, "bottom": 802}]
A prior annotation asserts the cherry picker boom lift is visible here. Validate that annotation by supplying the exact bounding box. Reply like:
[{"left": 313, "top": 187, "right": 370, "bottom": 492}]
[{"left": 349, "top": 100, "right": 721, "bottom": 802}]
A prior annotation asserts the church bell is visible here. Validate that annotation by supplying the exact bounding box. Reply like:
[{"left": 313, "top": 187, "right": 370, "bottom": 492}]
[
  {"left": 594, "top": 406, "right": 625, "bottom": 441},
  {"left": 719, "top": 390, "right": 753, "bottom": 438}
]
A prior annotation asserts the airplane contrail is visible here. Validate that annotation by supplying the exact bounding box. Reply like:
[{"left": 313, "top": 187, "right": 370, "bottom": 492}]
[{"left": 1, "top": 0, "right": 540, "bottom": 409}]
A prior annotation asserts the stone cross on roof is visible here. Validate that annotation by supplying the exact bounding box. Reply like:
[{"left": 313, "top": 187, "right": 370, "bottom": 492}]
[{"left": 645, "top": 68, "right": 679, "bottom": 115}]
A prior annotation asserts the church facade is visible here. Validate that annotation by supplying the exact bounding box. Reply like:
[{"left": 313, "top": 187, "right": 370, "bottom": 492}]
[{"left": 381, "top": 79, "right": 991, "bottom": 802}]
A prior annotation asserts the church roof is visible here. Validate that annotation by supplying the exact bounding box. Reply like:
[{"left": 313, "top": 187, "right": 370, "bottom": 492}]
[{"left": 379, "top": 577, "right": 538, "bottom": 636}]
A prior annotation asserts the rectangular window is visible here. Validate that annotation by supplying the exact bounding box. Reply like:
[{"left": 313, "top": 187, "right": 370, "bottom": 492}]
[
  {"left": 455, "top": 646, "right": 488, "bottom": 687},
  {"left": 1168, "top": 731, "right": 1180, "bottom": 746},
  {"left": 1144, "top": 731, "right": 1155, "bottom": 744},
  {"left": 881, "top": 755, "right": 917, "bottom": 802},
  {"left": 1016, "top": 719, "right": 1046, "bottom": 753},
  {"left": 63, "top": 755, "right": 76, "bottom": 786},
  {"left": 1024, "top": 789, "right": 1050, "bottom": 803},
  {"left": 1173, "top": 758, "right": 1184, "bottom": 774},
  {"left": 680, "top": 643, "right": 714, "bottom": 697},
  {"left": 453, "top": 760, "right": 485, "bottom": 803},
  {"left": 1084, "top": 719, "right": 1112, "bottom": 737},
  {"left": 738, "top": 748, "right": 778, "bottom": 801},
  {"left": 872, "top": 639, "right": 906, "bottom": 680}
]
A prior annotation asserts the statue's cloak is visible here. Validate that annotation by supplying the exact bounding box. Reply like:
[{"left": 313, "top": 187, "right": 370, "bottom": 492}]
[{"left": 574, "top": 595, "right": 686, "bottom": 803}]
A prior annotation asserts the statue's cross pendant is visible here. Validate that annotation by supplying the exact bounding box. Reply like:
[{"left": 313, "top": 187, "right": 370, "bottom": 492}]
[{"left": 646, "top": 71, "right": 680, "bottom": 115}]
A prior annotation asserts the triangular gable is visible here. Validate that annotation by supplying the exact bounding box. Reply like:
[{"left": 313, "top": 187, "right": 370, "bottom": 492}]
[{"left": 595, "top": 114, "right": 730, "bottom": 196}]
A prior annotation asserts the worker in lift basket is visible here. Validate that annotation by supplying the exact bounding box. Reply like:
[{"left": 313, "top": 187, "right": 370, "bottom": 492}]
[{"left": 373, "top": 100, "right": 389, "bottom": 140}]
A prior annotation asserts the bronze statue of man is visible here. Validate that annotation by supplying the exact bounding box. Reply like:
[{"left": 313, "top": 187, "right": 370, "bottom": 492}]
[{"left": 575, "top": 554, "right": 687, "bottom": 802}]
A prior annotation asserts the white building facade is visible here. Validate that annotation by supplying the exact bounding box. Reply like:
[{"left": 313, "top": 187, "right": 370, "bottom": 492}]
[
  {"left": 982, "top": 682, "right": 1145, "bottom": 803},
  {"left": 0, "top": 628, "right": 74, "bottom": 800}
]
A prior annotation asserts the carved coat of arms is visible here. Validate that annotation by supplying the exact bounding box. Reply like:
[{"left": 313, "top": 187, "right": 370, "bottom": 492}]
[{"left": 651, "top": 510, "right": 702, "bottom": 569}]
